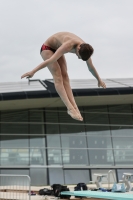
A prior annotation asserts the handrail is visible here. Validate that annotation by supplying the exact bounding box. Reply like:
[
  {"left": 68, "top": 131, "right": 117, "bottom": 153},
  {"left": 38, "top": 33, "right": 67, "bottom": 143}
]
[
  {"left": 108, "top": 170, "right": 116, "bottom": 189},
  {"left": 0, "top": 174, "right": 31, "bottom": 200}
]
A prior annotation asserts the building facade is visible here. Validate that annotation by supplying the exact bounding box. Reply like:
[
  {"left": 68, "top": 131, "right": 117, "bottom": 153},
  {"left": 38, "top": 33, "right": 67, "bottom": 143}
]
[{"left": 0, "top": 79, "right": 133, "bottom": 186}]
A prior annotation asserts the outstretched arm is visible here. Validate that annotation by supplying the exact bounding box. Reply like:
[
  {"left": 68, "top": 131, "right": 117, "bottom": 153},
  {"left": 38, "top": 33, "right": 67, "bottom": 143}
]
[
  {"left": 21, "top": 43, "right": 71, "bottom": 79},
  {"left": 86, "top": 58, "right": 106, "bottom": 88}
]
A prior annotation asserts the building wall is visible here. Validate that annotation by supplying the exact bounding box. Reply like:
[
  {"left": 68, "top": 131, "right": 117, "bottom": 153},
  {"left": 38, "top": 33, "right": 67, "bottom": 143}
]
[{"left": 0, "top": 104, "right": 133, "bottom": 185}]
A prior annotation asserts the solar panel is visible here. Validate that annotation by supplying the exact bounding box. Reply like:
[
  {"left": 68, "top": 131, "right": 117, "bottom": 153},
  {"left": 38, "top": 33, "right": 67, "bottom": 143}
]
[
  {"left": 47, "top": 78, "right": 133, "bottom": 89},
  {"left": 0, "top": 78, "right": 133, "bottom": 94},
  {"left": 0, "top": 80, "right": 46, "bottom": 93}
]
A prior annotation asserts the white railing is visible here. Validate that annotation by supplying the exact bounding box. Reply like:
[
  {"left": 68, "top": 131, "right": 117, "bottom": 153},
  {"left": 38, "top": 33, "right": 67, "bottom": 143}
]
[
  {"left": 0, "top": 174, "right": 31, "bottom": 200},
  {"left": 108, "top": 170, "right": 116, "bottom": 189}
]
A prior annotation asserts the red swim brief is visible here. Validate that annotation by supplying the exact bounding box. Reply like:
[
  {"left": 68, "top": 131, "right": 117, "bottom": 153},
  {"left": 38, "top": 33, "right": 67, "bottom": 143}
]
[{"left": 40, "top": 44, "right": 56, "bottom": 54}]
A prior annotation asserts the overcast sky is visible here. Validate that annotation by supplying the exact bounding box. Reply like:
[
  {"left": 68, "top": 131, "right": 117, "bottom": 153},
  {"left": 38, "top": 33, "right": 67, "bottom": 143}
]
[{"left": 0, "top": 0, "right": 133, "bottom": 83}]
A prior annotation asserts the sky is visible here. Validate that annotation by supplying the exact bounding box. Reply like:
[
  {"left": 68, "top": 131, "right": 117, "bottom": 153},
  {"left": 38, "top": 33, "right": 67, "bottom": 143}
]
[{"left": 0, "top": 0, "right": 133, "bottom": 83}]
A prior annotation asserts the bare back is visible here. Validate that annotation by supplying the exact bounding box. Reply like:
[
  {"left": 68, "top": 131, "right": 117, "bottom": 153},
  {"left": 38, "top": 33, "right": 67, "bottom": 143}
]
[{"left": 44, "top": 32, "right": 84, "bottom": 51}]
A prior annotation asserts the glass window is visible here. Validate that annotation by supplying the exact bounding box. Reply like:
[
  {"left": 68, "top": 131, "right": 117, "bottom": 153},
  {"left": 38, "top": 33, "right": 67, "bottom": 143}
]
[
  {"left": 1, "top": 110, "right": 28, "bottom": 122},
  {"left": 59, "top": 109, "right": 88, "bottom": 165},
  {"left": 112, "top": 136, "right": 133, "bottom": 165},
  {"left": 117, "top": 169, "right": 133, "bottom": 183},
  {"left": 30, "top": 136, "right": 45, "bottom": 148},
  {"left": 60, "top": 124, "right": 85, "bottom": 135},
  {"left": 109, "top": 105, "right": 133, "bottom": 125},
  {"left": 87, "top": 126, "right": 112, "bottom": 148},
  {"left": 45, "top": 110, "right": 60, "bottom": 146},
  {"left": 61, "top": 134, "right": 87, "bottom": 148},
  {"left": 47, "top": 133, "right": 60, "bottom": 147},
  {"left": 1, "top": 135, "right": 28, "bottom": 148},
  {"left": 109, "top": 105, "right": 132, "bottom": 113},
  {"left": 83, "top": 106, "right": 114, "bottom": 165},
  {"left": 46, "top": 133, "right": 62, "bottom": 165},
  {"left": 45, "top": 109, "right": 61, "bottom": 165},
  {"left": 114, "top": 149, "right": 133, "bottom": 165},
  {"left": 86, "top": 126, "right": 112, "bottom": 166},
  {"left": 110, "top": 115, "right": 133, "bottom": 125},
  {"left": 84, "top": 105, "right": 108, "bottom": 113},
  {"left": 29, "top": 111, "right": 46, "bottom": 166},
  {"left": 60, "top": 124, "right": 88, "bottom": 165},
  {"left": 47, "top": 148, "right": 62, "bottom": 165},
  {"left": 49, "top": 168, "right": 64, "bottom": 185},
  {"left": 61, "top": 129, "right": 88, "bottom": 165},
  {"left": 64, "top": 170, "right": 90, "bottom": 184},
  {"left": 1, "top": 148, "right": 29, "bottom": 166},
  {"left": 30, "top": 111, "right": 45, "bottom": 147},
  {"left": 30, "top": 148, "right": 45, "bottom": 165},
  {"left": 62, "top": 149, "right": 88, "bottom": 165},
  {"left": 111, "top": 126, "right": 133, "bottom": 137},
  {"left": 45, "top": 108, "right": 59, "bottom": 123},
  {"left": 30, "top": 110, "right": 45, "bottom": 146},
  {"left": 0, "top": 169, "right": 29, "bottom": 186},
  {"left": 1, "top": 169, "right": 29, "bottom": 175},
  {"left": 1, "top": 110, "right": 28, "bottom": 134},
  {"left": 84, "top": 106, "right": 109, "bottom": 125},
  {"left": 58, "top": 107, "right": 83, "bottom": 124},
  {"left": 1, "top": 110, "right": 28, "bottom": 148},
  {"left": 30, "top": 168, "right": 47, "bottom": 186},
  {"left": 89, "top": 149, "right": 114, "bottom": 166},
  {"left": 112, "top": 137, "right": 133, "bottom": 149},
  {"left": 0, "top": 111, "right": 29, "bottom": 166}
]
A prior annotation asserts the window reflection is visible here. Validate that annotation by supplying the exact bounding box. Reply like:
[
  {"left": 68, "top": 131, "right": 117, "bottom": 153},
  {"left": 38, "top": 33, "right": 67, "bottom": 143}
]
[
  {"left": 49, "top": 168, "right": 64, "bottom": 185},
  {"left": 86, "top": 124, "right": 112, "bottom": 156},
  {"left": 64, "top": 170, "right": 90, "bottom": 184},
  {"left": 114, "top": 149, "right": 133, "bottom": 165},
  {"left": 89, "top": 149, "right": 114, "bottom": 165},
  {"left": 47, "top": 134, "right": 60, "bottom": 147},
  {"left": 111, "top": 126, "right": 133, "bottom": 137},
  {"left": 84, "top": 106, "right": 109, "bottom": 125},
  {"left": 61, "top": 134, "right": 87, "bottom": 148},
  {"left": 61, "top": 134, "right": 88, "bottom": 165},
  {"left": 62, "top": 149, "right": 88, "bottom": 165},
  {"left": 47, "top": 149, "right": 62, "bottom": 165},
  {"left": 117, "top": 169, "right": 133, "bottom": 183},
  {"left": 1, "top": 149, "right": 29, "bottom": 165},
  {"left": 1, "top": 135, "right": 28, "bottom": 148},
  {"left": 109, "top": 105, "right": 133, "bottom": 125},
  {"left": 30, "top": 148, "right": 45, "bottom": 165}
]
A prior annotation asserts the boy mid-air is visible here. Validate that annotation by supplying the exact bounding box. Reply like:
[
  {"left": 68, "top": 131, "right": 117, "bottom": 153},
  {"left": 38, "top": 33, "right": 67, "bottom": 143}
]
[{"left": 21, "top": 32, "right": 106, "bottom": 121}]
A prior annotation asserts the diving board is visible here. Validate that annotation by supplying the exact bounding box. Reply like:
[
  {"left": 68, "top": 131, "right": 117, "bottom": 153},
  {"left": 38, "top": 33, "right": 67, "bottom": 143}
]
[{"left": 61, "top": 191, "right": 133, "bottom": 200}]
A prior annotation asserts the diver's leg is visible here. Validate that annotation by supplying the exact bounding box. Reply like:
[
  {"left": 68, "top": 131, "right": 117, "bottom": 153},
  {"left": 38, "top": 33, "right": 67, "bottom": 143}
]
[
  {"left": 41, "top": 50, "right": 83, "bottom": 121},
  {"left": 58, "top": 55, "right": 83, "bottom": 120}
]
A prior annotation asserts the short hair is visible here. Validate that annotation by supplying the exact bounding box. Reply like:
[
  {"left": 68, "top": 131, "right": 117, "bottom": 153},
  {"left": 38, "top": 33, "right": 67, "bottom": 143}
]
[{"left": 79, "top": 43, "right": 94, "bottom": 61}]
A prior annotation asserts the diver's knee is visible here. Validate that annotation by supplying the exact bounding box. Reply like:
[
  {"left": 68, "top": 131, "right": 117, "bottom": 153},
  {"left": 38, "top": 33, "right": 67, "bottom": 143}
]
[
  {"left": 62, "top": 72, "right": 69, "bottom": 83},
  {"left": 54, "top": 76, "right": 63, "bottom": 85}
]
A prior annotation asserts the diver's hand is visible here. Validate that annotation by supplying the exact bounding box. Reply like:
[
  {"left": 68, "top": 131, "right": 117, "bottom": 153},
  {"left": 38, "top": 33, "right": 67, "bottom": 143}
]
[
  {"left": 21, "top": 71, "right": 34, "bottom": 79},
  {"left": 98, "top": 80, "right": 106, "bottom": 88}
]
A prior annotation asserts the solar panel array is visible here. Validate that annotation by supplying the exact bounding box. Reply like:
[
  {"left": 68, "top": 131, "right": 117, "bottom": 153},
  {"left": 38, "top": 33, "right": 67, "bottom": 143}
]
[
  {"left": 0, "top": 80, "right": 46, "bottom": 93},
  {"left": 0, "top": 78, "right": 133, "bottom": 93},
  {"left": 47, "top": 78, "right": 133, "bottom": 89}
]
